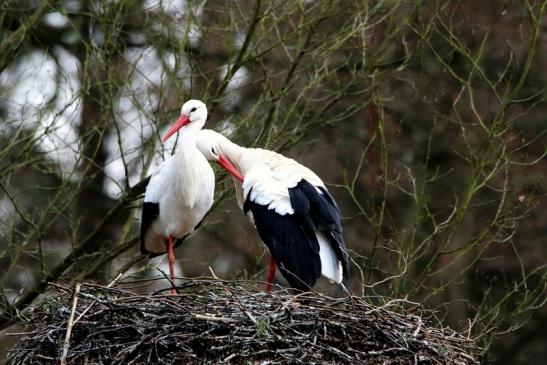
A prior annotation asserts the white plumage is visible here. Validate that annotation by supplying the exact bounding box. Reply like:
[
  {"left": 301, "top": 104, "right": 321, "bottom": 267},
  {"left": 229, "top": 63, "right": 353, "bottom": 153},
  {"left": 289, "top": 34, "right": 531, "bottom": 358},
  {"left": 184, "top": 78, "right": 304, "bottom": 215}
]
[
  {"left": 142, "top": 150, "right": 214, "bottom": 253},
  {"left": 317, "top": 231, "right": 344, "bottom": 284},
  {"left": 141, "top": 100, "right": 215, "bottom": 293}
]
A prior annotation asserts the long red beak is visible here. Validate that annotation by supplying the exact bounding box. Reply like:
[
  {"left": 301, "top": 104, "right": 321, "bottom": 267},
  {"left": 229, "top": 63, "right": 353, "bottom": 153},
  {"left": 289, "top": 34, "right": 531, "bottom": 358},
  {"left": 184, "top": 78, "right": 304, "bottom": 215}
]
[
  {"left": 161, "top": 115, "right": 190, "bottom": 143},
  {"left": 218, "top": 154, "right": 244, "bottom": 182}
]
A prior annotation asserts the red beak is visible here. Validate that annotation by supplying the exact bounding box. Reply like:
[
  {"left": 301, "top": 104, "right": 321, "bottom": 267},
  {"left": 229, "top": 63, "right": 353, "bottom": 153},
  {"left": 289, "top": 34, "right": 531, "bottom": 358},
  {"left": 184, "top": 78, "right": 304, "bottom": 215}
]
[
  {"left": 161, "top": 115, "right": 190, "bottom": 143},
  {"left": 218, "top": 154, "right": 244, "bottom": 182}
]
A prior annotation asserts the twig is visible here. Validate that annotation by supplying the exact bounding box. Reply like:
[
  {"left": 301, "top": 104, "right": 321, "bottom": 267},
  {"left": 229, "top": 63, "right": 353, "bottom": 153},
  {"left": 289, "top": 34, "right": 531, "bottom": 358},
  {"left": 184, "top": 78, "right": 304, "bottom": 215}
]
[
  {"left": 60, "top": 283, "right": 81, "bottom": 365},
  {"left": 157, "top": 268, "right": 177, "bottom": 294},
  {"left": 73, "top": 273, "right": 123, "bottom": 325}
]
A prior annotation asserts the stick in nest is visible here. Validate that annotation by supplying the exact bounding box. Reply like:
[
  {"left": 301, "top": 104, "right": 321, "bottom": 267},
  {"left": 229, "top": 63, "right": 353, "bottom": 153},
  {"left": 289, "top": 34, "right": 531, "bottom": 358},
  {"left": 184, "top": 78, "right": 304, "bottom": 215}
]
[{"left": 59, "top": 282, "right": 80, "bottom": 365}]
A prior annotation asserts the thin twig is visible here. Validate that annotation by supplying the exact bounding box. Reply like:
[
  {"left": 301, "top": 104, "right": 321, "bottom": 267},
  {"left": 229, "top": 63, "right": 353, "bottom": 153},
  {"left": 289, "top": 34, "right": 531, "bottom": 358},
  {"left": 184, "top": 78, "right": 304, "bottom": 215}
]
[{"left": 60, "top": 283, "right": 81, "bottom": 365}]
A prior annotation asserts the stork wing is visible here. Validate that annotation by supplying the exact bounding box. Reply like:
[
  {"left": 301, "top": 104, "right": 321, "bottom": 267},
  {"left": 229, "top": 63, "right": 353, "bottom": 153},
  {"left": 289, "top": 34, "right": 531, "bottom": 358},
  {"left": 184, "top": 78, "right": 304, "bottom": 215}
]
[
  {"left": 242, "top": 162, "right": 349, "bottom": 289},
  {"left": 291, "top": 180, "right": 349, "bottom": 278},
  {"left": 143, "top": 159, "right": 169, "bottom": 204},
  {"left": 140, "top": 202, "right": 160, "bottom": 255},
  {"left": 140, "top": 156, "right": 212, "bottom": 257},
  {"left": 140, "top": 160, "right": 170, "bottom": 256}
]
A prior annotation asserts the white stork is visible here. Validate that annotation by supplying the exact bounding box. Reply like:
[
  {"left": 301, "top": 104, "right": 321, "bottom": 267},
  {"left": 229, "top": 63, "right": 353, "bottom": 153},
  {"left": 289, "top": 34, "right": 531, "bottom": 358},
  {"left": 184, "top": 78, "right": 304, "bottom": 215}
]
[
  {"left": 141, "top": 100, "right": 215, "bottom": 294},
  {"left": 196, "top": 129, "right": 349, "bottom": 291}
]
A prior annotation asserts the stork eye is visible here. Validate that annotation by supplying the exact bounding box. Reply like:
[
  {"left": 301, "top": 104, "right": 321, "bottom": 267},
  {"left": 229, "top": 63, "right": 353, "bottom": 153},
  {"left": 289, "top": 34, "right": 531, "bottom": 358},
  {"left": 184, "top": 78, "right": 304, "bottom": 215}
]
[{"left": 190, "top": 107, "right": 197, "bottom": 112}]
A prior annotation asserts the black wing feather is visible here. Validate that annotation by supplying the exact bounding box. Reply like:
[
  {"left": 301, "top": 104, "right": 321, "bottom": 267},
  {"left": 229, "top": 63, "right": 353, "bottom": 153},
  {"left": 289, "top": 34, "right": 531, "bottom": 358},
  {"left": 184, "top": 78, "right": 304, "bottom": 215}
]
[
  {"left": 290, "top": 180, "right": 350, "bottom": 278},
  {"left": 140, "top": 202, "right": 160, "bottom": 256},
  {"left": 317, "top": 186, "right": 349, "bottom": 275},
  {"left": 244, "top": 198, "right": 321, "bottom": 291}
]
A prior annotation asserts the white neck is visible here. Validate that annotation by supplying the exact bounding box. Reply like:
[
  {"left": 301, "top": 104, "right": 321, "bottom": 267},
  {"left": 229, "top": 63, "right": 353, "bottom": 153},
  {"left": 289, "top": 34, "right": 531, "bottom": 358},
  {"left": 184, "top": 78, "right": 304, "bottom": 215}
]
[
  {"left": 217, "top": 137, "right": 251, "bottom": 174},
  {"left": 171, "top": 120, "right": 208, "bottom": 208},
  {"left": 174, "top": 121, "right": 204, "bottom": 156}
]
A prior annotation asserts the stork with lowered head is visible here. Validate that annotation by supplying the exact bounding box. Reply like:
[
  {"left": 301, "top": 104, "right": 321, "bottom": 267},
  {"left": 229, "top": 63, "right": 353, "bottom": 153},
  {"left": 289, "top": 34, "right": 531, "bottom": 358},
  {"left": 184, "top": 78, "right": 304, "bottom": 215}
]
[{"left": 196, "top": 129, "right": 349, "bottom": 291}]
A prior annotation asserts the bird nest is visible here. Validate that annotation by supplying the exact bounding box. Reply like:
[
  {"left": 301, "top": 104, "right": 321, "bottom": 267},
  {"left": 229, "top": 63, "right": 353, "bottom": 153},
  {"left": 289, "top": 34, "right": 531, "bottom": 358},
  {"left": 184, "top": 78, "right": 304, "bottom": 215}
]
[{"left": 7, "top": 279, "right": 480, "bottom": 364}]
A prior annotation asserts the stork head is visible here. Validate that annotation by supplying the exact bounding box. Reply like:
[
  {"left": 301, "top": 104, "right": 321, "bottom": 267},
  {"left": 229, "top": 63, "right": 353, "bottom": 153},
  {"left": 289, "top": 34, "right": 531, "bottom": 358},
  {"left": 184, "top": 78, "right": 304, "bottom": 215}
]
[
  {"left": 196, "top": 129, "right": 244, "bottom": 182},
  {"left": 161, "top": 99, "right": 207, "bottom": 143}
]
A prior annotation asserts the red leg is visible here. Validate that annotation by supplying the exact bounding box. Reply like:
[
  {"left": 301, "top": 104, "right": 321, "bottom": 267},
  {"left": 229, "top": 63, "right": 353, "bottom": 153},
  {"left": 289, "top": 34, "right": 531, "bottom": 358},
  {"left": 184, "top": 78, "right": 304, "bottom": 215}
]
[
  {"left": 265, "top": 256, "right": 276, "bottom": 292},
  {"left": 166, "top": 236, "right": 177, "bottom": 295}
]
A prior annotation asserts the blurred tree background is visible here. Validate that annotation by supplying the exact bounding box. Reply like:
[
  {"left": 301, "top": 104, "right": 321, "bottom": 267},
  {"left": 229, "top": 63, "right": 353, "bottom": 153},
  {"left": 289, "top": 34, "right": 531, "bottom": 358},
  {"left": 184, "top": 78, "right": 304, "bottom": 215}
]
[{"left": 0, "top": 0, "right": 545, "bottom": 363}]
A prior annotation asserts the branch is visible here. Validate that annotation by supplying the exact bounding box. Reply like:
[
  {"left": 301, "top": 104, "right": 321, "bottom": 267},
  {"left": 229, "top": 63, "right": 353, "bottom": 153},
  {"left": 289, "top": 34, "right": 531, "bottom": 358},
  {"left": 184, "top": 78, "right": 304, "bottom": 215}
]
[
  {"left": 0, "top": 0, "right": 54, "bottom": 71},
  {"left": 0, "top": 177, "right": 150, "bottom": 331},
  {"left": 60, "top": 283, "right": 81, "bottom": 365},
  {"left": 212, "top": 0, "right": 262, "bottom": 108}
]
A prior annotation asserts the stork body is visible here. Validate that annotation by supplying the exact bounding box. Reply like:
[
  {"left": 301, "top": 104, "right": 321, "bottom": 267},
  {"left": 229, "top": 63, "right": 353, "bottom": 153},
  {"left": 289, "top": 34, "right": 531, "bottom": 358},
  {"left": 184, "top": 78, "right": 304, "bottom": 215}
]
[
  {"left": 141, "top": 100, "right": 214, "bottom": 294},
  {"left": 196, "top": 130, "right": 349, "bottom": 291}
]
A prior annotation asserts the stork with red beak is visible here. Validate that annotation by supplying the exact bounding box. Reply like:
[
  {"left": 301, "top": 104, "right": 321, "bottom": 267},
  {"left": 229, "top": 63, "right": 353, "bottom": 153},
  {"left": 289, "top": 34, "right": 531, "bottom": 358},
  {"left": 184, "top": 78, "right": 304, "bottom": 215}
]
[
  {"left": 196, "top": 129, "right": 349, "bottom": 291},
  {"left": 141, "top": 100, "right": 214, "bottom": 294}
]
